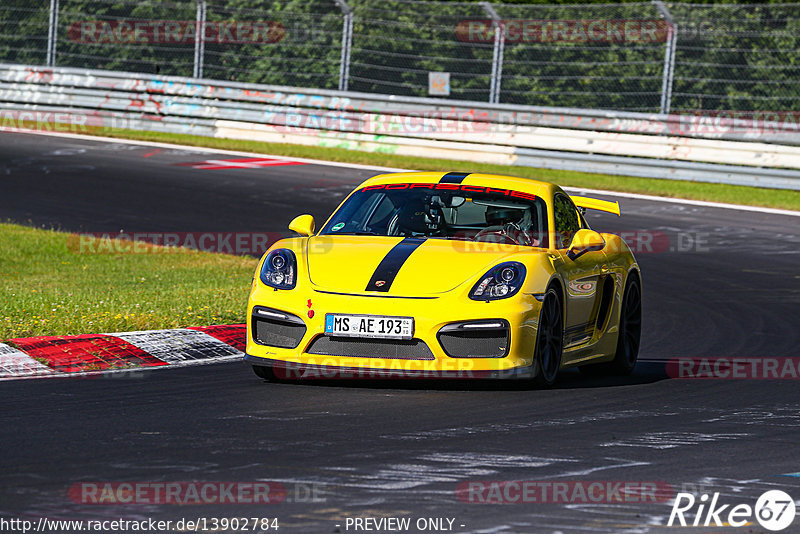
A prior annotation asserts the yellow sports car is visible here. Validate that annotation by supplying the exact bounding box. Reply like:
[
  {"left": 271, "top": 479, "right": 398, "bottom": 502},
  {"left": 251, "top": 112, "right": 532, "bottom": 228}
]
[{"left": 245, "top": 172, "right": 641, "bottom": 386}]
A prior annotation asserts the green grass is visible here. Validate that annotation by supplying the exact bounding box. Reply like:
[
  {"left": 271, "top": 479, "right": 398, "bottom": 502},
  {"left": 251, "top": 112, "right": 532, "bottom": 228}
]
[
  {"left": 0, "top": 223, "right": 257, "bottom": 340},
  {"left": 84, "top": 126, "right": 800, "bottom": 212}
]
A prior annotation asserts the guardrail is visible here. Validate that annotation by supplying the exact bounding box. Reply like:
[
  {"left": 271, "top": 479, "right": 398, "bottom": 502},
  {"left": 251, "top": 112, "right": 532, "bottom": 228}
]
[{"left": 1, "top": 64, "right": 799, "bottom": 190}]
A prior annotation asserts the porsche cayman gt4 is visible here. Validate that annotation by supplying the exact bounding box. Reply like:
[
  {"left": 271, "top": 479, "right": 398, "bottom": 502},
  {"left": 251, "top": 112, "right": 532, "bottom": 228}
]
[{"left": 245, "top": 172, "right": 641, "bottom": 386}]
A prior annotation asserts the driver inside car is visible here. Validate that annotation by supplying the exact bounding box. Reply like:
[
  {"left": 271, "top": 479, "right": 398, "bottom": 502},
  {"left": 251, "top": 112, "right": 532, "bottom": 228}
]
[
  {"left": 474, "top": 205, "right": 539, "bottom": 246},
  {"left": 389, "top": 195, "right": 446, "bottom": 236}
]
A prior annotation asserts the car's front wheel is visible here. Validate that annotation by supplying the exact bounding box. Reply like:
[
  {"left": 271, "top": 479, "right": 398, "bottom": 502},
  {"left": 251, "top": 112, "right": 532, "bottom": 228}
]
[{"left": 533, "top": 287, "right": 563, "bottom": 388}]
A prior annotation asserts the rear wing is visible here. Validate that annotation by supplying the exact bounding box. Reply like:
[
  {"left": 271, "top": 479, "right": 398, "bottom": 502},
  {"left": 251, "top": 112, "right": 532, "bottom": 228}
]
[{"left": 569, "top": 195, "right": 621, "bottom": 217}]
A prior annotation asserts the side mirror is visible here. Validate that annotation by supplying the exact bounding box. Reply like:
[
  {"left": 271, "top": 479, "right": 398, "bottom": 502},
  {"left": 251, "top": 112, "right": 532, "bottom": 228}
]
[
  {"left": 289, "top": 214, "right": 315, "bottom": 237},
  {"left": 567, "top": 229, "right": 605, "bottom": 260}
]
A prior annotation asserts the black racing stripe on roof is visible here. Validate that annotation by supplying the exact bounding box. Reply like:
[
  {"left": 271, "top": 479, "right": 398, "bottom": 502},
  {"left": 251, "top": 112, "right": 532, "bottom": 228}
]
[
  {"left": 439, "top": 172, "right": 470, "bottom": 184},
  {"left": 365, "top": 237, "right": 426, "bottom": 293}
]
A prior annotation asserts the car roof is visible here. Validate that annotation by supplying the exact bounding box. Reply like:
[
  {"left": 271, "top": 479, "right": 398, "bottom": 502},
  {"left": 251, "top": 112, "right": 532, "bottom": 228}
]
[{"left": 361, "top": 172, "right": 558, "bottom": 199}]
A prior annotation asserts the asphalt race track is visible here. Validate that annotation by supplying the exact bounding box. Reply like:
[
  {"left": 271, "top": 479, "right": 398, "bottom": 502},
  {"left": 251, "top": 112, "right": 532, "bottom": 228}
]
[{"left": 1, "top": 131, "right": 799, "bottom": 533}]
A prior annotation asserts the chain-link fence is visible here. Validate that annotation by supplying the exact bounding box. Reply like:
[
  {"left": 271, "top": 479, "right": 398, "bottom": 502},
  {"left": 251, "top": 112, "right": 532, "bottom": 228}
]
[
  {"left": 668, "top": 3, "right": 800, "bottom": 113},
  {"left": 1, "top": 0, "right": 798, "bottom": 113}
]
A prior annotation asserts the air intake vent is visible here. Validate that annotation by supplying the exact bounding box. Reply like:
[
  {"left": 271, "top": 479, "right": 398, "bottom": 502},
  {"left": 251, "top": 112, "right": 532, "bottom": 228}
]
[
  {"left": 252, "top": 307, "right": 306, "bottom": 349},
  {"left": 437, "top": 321, "right": 509, "bottom": 358},
  {"left": 306, "top": 336, "right": 434, "bottom": 360}
]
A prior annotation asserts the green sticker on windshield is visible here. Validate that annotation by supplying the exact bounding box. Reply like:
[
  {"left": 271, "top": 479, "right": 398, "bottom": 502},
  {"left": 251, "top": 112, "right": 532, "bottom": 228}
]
[{"left": 332, "top": 222, "right": 345, "bottom": 232}]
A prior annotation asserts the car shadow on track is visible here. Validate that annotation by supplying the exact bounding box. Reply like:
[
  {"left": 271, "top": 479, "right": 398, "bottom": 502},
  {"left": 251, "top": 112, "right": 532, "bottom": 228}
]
[{"left": 253, "top": 361, "right": 670, "bottom": 392}]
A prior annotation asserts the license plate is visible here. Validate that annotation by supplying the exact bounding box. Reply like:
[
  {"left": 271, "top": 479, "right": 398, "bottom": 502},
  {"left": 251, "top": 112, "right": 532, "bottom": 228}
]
[{"left": 325, "top": 314, "right": 414, "bottom": 340}]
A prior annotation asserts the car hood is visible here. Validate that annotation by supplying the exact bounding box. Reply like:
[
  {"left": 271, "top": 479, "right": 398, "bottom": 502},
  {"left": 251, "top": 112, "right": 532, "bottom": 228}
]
[{"left": 305, "top": 235, "right": 533, "bottom": 296}]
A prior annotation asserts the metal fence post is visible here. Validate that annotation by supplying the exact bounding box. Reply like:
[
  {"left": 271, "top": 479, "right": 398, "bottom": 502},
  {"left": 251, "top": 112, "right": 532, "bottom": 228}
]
[
  {"left": 654, "top": 1, "right": 677, "bottom": 115},
  {"left": 480, "top": 2, "right": 504, "bottom": 104},
  {"left": 193, "top": 0, "right": 207, "bottom": 79},
  {"left": 334, "top": 0, "right": 353, "bottom": 92},
  {"left": 46, "top": 0, "right": 59, "bottom": 67}
]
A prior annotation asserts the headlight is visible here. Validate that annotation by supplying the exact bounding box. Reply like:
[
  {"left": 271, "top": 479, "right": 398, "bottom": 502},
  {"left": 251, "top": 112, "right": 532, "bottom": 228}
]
[
  {"left": 469, "top": 262, "right": 526, "bottom": 301},
  {"left": 260, "top": 249, "right": 297, "bottom": 290}
]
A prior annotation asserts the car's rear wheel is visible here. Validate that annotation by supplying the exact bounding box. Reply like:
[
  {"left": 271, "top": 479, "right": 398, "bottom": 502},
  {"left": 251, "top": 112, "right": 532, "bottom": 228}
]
[
  {"left": 533, "top": 287, "right": 563, "bottom": 388},
  {"left": 610, "top": 275, "right": 642, "bottom": 375},
  {"left": 252, "top": 365, "right": 278, "bottom": 381}
]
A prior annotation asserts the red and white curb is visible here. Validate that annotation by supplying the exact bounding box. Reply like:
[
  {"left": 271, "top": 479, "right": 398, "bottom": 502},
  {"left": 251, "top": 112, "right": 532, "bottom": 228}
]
[{"left": 0, "top": 324, "right": 245, "bottom": 380}]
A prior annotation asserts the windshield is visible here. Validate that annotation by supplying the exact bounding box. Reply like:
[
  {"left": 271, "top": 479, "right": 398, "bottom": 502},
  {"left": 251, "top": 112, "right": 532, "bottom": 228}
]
[{"left": 319, "top": 184, "right": 548, "bottom": 247}]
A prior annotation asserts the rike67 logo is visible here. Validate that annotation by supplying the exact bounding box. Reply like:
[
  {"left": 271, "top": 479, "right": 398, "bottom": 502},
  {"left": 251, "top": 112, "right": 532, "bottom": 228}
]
[{"left": 668, "top": 490, "right": 796, "bottom": 531}]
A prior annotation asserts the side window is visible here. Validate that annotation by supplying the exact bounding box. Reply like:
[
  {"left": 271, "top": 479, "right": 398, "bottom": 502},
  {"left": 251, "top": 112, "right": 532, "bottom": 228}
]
[{"left": 553, "top": 194, "right": 581, "bottom": 249}]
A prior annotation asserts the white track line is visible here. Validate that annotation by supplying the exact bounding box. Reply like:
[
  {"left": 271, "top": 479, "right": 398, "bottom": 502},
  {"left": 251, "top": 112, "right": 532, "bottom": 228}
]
[{"left": 4, "top": 128, "right": 798, "bottom": 216}]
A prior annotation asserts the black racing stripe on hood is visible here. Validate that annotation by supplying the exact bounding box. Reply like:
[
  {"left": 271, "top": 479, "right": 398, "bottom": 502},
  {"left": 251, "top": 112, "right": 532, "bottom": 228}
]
[
  {"left": 440, "top": 172, "right": 470, "bottom": 184},
  {"left": 365, "top": 237, "right": 426, "bottom": 292}
]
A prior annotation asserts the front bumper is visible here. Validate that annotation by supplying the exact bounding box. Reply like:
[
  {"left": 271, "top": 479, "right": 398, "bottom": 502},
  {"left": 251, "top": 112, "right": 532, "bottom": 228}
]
[{"left": 246, "top": 284, "right": 543, "bottom": 379}]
